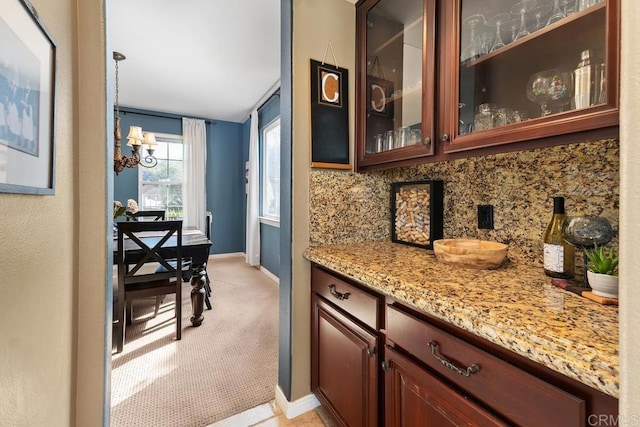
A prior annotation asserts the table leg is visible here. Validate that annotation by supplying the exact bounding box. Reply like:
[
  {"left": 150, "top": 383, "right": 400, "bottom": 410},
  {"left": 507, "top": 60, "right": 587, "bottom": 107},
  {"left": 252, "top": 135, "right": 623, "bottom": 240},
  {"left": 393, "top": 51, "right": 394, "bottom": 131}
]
[{"left": 190, "top": 266, "right": 206, "bottom": 326}]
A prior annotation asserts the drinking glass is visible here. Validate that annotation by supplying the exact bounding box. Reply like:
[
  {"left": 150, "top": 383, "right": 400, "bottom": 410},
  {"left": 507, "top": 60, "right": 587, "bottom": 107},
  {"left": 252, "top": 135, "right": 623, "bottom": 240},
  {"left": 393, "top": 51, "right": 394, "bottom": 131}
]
[
  {"left": 396, "top": 127, "right": 410, "bottom": 148},
  {"left": 410, "top": 128, "right": 422, "bottom": 145},
  {"left": 374, "top": 133, "right": 384, "bottom": 153},
  {"left": 594, "top": 63, "right": 607, "bottom": 105},
  {"left": 547, "top": 0, "right": 565, "bottom": 25},
  {"left": 488, "top": 13, "right": 511, "bottom": 52},
  {"left": 461, "top": 14, "right": 486, "bottom": 62},
  {"left": 511, "top": 0, "right": 537, "bottom": 41},
  {"left": 385, "top": 130, "right": 395, "bottom": 151}
]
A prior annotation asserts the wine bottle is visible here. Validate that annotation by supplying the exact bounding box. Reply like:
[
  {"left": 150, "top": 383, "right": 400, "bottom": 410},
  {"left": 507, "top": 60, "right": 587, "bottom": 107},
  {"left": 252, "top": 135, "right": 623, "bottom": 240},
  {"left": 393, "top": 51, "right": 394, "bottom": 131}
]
[{"left": 543, "top": 196, "right": 575, "bottom": 279}]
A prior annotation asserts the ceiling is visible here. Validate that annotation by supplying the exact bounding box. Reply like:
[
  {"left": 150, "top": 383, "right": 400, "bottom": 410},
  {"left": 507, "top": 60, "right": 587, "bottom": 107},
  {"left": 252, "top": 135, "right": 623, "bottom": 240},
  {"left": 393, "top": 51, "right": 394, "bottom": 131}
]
[{"left": 108, "top": 0, "right": 281, "bottom": 123}]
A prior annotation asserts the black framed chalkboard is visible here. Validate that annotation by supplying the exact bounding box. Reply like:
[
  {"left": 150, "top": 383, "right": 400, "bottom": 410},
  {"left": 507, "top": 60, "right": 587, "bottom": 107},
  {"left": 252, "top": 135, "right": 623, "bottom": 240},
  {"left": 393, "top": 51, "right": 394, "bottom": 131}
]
[{"left": 310, "top": 59, "right": 350, "bottom": 169}]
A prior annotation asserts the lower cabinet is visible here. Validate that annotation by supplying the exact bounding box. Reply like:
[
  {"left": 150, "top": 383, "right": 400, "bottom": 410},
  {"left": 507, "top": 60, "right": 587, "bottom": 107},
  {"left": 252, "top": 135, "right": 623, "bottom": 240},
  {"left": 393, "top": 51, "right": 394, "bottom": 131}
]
[
  {"left": 311, "top": 296, "right": 379, "bottom": 427},
  {"left": 383, "top": 346, "right": 507, "bottom": 427},
  {"left": 310, "top": 264, "right": 618, "bottom": 427}
]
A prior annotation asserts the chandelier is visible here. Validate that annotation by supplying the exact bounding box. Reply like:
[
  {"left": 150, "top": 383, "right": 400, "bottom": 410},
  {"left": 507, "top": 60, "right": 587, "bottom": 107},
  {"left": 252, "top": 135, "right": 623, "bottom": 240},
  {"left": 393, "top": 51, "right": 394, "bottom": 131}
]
[{"left": 113, "top": 51, "right": 158, "bottom": 175}]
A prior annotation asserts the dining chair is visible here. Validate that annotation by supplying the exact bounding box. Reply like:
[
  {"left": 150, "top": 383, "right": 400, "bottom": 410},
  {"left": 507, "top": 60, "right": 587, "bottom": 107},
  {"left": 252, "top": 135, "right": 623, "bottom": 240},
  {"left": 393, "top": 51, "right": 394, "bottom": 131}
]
[
  {"left": 127, "top": 210, "right": 166, "bottom": 221},
  {"left": 114, "top": 220, "right": 183, "bottom": 353}
]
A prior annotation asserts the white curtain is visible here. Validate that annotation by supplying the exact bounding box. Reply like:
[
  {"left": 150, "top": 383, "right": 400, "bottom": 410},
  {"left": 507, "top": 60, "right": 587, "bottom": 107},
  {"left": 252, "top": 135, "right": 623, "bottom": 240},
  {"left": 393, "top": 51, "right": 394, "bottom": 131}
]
[
  {"left": 182, "top": 117, "right": 207, "bottom": 233},
  {"left": 246, "top": 109, "right": 260, "bottom": 266}
]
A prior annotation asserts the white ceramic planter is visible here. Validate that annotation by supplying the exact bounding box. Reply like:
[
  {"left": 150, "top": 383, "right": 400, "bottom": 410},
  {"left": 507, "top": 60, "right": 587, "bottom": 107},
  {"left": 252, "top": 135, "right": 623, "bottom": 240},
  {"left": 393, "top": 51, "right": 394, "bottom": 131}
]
[{"left": 587, "top": 271, "right": 619, "bottom": 298}]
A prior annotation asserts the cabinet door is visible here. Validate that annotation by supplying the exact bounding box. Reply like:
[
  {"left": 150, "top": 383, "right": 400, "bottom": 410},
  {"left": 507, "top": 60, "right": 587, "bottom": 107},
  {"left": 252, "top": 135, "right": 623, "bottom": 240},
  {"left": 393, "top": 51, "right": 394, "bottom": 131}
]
[
  {"left": 356, "top": 0, "right": 437, "bottom": 171},
  {"left": 441, "top": 0, "right": 619, "bottom": 153},
  {"left": 384, "top": 346, "right": 508, "bottom": 427},
  {"left": 311, "top": 296, "right": 378, "bottom": 427}
]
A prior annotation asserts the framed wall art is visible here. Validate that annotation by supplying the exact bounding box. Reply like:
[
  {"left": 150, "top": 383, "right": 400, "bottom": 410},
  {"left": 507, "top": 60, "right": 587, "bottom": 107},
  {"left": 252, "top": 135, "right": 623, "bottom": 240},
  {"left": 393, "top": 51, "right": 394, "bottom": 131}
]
[
  {"left": 309, "top": 58, "right": 350, "bottom": 170},
  {"left": 0, "top": 0, "right": 56, "bottom": 195}
]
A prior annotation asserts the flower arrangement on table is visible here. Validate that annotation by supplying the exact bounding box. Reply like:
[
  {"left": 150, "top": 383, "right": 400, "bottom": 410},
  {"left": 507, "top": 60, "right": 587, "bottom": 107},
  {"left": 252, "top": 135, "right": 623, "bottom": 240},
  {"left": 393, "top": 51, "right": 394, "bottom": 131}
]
[{"left": 113, "top": 199, "right": 139, "bottom": 220}]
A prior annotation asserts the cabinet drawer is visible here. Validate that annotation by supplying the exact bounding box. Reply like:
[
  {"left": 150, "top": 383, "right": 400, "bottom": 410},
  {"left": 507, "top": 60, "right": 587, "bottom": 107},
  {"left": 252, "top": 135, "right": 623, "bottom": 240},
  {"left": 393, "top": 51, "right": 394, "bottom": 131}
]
[
  {"left": 312, "top": 266, "right": 381, "bottom": 331},
  {"left": 386, "top": 303, "right": 586, "bottom": 427}
]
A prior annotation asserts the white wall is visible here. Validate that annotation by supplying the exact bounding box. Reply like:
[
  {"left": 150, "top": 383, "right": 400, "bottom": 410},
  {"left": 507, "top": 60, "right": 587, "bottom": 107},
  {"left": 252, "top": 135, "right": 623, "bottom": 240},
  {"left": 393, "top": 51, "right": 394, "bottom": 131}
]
[
  {"left": 0, "top": 0, "right": 76, "bottom": 424},
  {"left": 619, "top": 0, "right": 640, "bottom": 419},
  {"left": 291, "top": 0, "right": 356, "bottom": 400}
]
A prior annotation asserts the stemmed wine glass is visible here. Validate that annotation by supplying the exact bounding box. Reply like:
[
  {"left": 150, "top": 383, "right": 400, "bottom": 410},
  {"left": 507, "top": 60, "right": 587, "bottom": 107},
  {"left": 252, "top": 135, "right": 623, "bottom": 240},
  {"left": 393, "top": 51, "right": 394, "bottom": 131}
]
[
  {"left": 461, "top": 14, "right": 486, "bottom": 62},
  {"left": 561, "top": 216, "right": 613, "bottom": 285},
  {"left": 530, "top": 4, "right": 553, "bottom": 31},
  {"left": 547, "top": 0, "right": 566, "bottom": 25},
  {"left": 560, "top": 0, "right": 576, "bottom": 16},
  {"left": 527, "top": 69, "right": 572, "bottom": 117},
  {"left": 511, "top": 0, "right": 537, "bottom": 41},
  {"left": 488, "top": 13, "right": 511, "bottom": 52}
]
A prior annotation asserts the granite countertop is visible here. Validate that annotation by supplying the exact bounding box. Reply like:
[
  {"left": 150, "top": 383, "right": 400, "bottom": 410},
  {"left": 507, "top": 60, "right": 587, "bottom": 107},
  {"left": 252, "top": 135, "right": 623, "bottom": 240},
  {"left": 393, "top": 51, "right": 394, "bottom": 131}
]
[{"left": 304, "top": 241, "right": 619, "bottom": 398}]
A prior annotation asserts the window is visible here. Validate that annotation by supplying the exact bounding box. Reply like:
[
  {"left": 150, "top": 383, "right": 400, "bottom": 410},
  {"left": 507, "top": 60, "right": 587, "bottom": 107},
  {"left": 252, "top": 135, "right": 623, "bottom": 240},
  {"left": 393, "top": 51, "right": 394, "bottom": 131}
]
[
  {"left": 261, "top": 118, "right": 280, "bottom": 222},
  {"left": 138, "top": 134, "right": 183, "bottom": 220}
]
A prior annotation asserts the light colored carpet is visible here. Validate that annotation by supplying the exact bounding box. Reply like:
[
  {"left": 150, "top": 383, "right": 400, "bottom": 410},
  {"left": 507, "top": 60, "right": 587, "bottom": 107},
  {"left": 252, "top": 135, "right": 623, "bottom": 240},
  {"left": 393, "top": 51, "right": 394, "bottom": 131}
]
[{"left": 111, "top": 255, "right": 279, "bottom": 427}]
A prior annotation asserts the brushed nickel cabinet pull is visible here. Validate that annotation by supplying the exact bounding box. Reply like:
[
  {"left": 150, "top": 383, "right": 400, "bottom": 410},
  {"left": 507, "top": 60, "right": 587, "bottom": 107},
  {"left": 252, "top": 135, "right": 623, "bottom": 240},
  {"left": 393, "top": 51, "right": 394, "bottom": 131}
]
[
  {"left": 366, "top": 347, "right": 375, "bottom": 357},
  {"left": 428, "top": 340, "right": 479, "bottom": 377},
  {"left": 381, "top": 361, "right": 390, "bottom": 372},
  {"left": 328, "top": 284, "right": 350, "bottom": 301}
]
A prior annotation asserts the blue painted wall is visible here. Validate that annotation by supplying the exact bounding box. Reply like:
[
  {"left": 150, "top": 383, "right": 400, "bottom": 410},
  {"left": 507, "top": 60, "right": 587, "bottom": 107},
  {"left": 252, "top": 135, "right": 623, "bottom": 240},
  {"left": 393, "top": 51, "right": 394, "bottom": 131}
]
[
  {"left": 258, "top": 93, "right": 281, "bottom": 277},
  {"left": 279, "top": 0, "right": 293, "bottom": 400},
  {"left": 242, "top": 117, "right": 250, "bottom": 255},
  {"left": 260, "top": 223, "right": 280, "bottom": 276},
  {"left": 114, "top": 107, "right": 246, "bottom": 254}
]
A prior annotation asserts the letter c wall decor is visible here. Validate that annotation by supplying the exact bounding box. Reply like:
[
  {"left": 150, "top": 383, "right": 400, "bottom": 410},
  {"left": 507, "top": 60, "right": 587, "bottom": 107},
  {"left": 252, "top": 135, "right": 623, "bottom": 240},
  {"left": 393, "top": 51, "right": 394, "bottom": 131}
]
[{"left": 310, "top": 59, "right": 350, "bottom": 169}]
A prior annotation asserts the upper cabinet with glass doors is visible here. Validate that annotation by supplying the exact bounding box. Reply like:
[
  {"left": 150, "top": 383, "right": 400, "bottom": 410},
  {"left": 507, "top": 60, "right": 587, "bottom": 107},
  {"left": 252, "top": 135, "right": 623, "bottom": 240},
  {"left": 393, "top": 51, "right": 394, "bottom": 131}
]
[
  {"left": 355, "top": 0, "right": 437, "bottom": 170},
  {"left": 355, "top": 0, "right": 619, "bottom": 170},
  {"left": 444, "top": 0, "right": 619, "bottom": 153}
]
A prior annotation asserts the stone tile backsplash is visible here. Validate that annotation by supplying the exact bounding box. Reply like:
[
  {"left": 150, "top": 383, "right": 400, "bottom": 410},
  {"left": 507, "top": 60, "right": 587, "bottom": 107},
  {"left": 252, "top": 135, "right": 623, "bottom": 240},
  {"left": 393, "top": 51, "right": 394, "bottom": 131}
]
[{"left": 310, "top": 139, "right": 619, "bottom": 268}]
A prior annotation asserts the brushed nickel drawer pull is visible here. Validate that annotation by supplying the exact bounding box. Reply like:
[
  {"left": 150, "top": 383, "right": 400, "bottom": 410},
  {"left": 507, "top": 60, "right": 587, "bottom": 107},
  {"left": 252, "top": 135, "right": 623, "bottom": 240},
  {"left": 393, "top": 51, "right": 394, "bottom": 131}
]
[
  {"left": 428, "top": 340, "right": 480, "bottom": 377},
  {"left": 328, "top": 284, "right": 350, "bottom": 301}
]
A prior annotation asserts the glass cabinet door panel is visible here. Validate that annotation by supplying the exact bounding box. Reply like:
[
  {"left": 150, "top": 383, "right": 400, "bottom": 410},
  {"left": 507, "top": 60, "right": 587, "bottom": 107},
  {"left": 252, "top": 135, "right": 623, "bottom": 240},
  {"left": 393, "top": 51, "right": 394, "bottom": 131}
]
[
  {"left": 364, "top": 0, "right": 429, "bottom": 155},
  {"left": 457, "top": 0, "right": 608, "bottom": 138}
]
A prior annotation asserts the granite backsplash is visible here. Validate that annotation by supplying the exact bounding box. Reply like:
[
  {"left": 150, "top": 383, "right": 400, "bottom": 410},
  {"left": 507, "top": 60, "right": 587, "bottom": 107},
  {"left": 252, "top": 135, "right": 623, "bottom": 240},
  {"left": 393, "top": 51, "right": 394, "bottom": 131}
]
[{"left": 309, "top": 139, "right": 619, "bottom": 272}]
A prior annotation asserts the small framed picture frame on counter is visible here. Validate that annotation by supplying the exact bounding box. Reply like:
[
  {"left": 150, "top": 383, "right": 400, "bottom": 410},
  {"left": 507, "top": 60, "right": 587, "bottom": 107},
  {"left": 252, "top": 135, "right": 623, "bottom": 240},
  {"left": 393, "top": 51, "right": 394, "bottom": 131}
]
[{"left": 391, "top": 180, "right": 444, "bottom": 250}]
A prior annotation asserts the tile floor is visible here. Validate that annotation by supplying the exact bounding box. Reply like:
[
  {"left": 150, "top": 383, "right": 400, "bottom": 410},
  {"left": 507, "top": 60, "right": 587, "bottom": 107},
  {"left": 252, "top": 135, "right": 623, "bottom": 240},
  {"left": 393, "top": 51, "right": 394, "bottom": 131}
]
[{"left": 209, "top": 401, "right": 335, "bottom": 427}]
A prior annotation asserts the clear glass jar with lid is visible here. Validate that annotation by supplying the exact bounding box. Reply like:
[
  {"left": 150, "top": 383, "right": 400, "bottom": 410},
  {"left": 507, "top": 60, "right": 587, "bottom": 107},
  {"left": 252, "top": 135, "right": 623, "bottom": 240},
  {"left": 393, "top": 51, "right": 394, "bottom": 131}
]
[{"left": 473, "top": 103, "right": 497, "bottom": 131}]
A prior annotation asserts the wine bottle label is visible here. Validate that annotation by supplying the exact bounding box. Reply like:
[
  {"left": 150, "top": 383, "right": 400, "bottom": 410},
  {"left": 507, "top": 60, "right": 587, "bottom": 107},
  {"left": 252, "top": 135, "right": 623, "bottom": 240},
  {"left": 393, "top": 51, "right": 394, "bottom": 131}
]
[{"left": 544, "top": 243, "right": 565, "bottom": 272}]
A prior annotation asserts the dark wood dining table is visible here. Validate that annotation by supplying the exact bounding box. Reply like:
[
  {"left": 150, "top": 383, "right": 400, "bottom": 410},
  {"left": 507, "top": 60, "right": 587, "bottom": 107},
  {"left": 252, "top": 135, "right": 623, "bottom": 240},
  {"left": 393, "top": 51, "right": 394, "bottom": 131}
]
[{"left": 113, "top": 227, "right": 212, "bottom": 326}]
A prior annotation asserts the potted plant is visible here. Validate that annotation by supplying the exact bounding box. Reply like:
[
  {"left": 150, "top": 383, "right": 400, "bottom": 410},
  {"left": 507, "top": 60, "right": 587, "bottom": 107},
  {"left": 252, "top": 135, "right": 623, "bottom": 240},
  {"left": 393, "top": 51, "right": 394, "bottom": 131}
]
[{"left": 584, "top": 244, "right": 619, "bottom": 298}]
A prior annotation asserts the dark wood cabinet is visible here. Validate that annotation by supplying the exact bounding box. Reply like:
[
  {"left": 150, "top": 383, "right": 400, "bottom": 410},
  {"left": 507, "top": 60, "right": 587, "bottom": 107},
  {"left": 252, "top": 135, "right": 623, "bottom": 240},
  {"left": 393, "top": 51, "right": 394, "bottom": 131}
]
[
  {"left": 311, "top": 266, "right": 382, "bottom": 427},
  {"left": 385, "top": 302, "right": 588, "bottom": 427},
  {"left": 383, "top": 346, "right": 508, "bottom": 427},
  {"left": 356, "top": 0, "right": 437, "bottom": 170},
  {"left": 310, "top": 263, "right": 618, "bottom": 426},
  {"left": 355, "top": 0, "right": 620, "bottom": 171}
]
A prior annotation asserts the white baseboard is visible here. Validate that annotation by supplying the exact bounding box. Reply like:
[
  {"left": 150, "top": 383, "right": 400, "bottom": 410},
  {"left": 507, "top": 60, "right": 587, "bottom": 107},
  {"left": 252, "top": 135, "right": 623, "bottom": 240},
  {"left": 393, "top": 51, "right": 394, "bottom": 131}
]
[
  {"left": 208, "top": 252, "right": 245, "bottom": 260},
  {"left": 260, "top": 266, "right": 280, "bottom": 285},
  {"left": 274, "top": 385, "right": 320, "bottom": 420}
]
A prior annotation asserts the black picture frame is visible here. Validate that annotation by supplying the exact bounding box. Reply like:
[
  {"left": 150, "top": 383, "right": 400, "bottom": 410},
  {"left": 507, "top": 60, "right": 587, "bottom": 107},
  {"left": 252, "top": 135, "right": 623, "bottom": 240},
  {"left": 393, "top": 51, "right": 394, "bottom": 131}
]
[
  {"left": 309, "top": 59, "right": 350, "bottom": 169},
  {"left": 0, "top": 0, "right": 56, "bottom": 195},
  {"left": 391, "top": 180, "right": 444, "bottom": 250}
]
